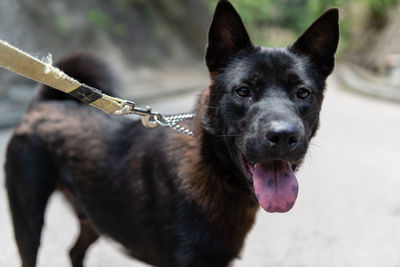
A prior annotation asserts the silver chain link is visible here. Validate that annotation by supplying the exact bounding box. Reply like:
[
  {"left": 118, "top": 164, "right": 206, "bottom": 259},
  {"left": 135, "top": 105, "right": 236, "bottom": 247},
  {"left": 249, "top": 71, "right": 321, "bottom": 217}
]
[
  {"left": 162, "top": 113, "right": 196, "bottom": 136},
  {"left": 120, "top": 101, "right": 195, "bottom": 136}
]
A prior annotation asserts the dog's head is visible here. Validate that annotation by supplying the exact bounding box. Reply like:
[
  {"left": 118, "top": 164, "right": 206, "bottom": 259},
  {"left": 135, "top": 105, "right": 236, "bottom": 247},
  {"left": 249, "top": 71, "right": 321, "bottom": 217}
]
[{"left": 201, "top": 0, "right": 339, "bottom": 213}]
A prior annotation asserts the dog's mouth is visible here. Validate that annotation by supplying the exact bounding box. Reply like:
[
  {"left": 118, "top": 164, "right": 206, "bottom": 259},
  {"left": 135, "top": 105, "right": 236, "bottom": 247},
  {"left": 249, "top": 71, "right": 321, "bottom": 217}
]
[{"left": 242, "top": 155, "right": 299, "bottom": 213}]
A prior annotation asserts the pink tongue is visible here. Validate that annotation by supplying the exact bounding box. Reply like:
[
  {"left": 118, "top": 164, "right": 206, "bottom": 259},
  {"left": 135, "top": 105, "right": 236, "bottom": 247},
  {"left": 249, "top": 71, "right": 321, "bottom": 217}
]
[{"left": 251, "top": 161, "right": 298, "bottom": 213}]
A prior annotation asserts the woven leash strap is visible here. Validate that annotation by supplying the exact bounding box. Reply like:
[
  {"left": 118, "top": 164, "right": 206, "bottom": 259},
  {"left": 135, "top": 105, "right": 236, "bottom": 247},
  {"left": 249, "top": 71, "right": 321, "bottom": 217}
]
[
  {"left": 0, "top": 40, "right": 134, "bottom": 114},
  {"left": 0, "top": 40, "right": 195, "bottom": 135}
]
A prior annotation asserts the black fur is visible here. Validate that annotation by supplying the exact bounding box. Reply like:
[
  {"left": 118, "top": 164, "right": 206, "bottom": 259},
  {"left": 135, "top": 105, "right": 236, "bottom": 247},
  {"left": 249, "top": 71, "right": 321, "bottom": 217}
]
[{"left": 5, "top": 1, "right": 339, "bottom": 266}]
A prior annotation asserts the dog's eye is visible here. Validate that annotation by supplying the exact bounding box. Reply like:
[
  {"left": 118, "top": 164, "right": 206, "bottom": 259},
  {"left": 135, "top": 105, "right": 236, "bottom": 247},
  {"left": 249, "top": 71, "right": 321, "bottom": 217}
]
[
  {"left": 296, "top": 87, "right": 311, "bottom": 99},
  {"left": 235, "top": 87, "right": 251, "bottom": 97}
]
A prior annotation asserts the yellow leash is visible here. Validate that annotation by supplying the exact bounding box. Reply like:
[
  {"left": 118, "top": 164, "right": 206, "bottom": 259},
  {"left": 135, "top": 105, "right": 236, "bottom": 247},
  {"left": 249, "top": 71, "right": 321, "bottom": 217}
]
[
  {"left": 0, "top": 39, "right": 127, "bottom": 114},
  {"left": 0, "top": 39, "right": 195, "bottom": 134}
]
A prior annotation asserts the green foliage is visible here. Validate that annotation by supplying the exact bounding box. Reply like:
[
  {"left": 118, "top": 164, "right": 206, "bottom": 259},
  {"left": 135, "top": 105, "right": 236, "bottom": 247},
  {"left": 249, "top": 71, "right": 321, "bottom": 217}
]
[
  {"left": 86, "top": 8, "right": 129, "bottom": 36},
  {"left": 208, "top": 0, "right": 399, "bottom": 48},
  {"left": 54, "top": 16, "right": 70, "bottom": 36},
  {"left": 361, "top": 0, "right": 399, "bottom": 11},
  {"left": 87, "top": 9, "right": 111, "bottom": 28},
  {"left": 114, "top": 23, "right": 127, "bottom": 36},
  {"left": 359, "top": 0, "right": 399, "bottom": 28}
]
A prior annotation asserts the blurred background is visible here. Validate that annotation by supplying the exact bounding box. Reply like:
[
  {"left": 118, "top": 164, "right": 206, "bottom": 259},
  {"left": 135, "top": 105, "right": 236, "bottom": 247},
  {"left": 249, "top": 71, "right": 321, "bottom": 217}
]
[{"left": 0, "top": 0, "right": 400, "bottom": 266}]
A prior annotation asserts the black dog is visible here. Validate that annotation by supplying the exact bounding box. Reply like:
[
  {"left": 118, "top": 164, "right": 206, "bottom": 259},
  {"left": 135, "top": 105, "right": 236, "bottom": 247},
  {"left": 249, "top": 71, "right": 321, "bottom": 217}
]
[{"left": 5, "top": 1, "right": 339, "bottom": 266}]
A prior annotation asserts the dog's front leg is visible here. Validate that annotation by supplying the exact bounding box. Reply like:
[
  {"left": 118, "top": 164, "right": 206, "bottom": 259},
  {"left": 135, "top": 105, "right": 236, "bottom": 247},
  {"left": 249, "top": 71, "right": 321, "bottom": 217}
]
[
  {"left": 174, "top": 243, "right": 234, "bottom": 267},
  {"left": 173, "top": 218, "right": 236, "bottom": 267}
]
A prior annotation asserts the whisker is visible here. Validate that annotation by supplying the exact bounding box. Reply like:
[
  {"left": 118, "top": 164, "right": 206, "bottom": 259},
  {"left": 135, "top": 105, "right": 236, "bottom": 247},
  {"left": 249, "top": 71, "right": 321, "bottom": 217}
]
[
  {"left": 306, "top": 142, "right": 326, "bottom": 161},
  {"left": 204, "top": 106, "right": 221, "bottom": 110},
  {"left": 216, "top": 134, "right": 242, "bottom": 137},
  {"left": 198, "top": 103, "right": 221, "bottom": 110}
]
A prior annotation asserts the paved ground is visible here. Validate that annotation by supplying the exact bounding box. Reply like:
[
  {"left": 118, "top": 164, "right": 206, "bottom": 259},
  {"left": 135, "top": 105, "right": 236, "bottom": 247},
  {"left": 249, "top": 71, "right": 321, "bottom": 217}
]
[
  {"left": 1, "top": 76, "right": 400, "bottom": 267},
  {"left": 337, "top": 63, "right": 400, "bottom": 102}
]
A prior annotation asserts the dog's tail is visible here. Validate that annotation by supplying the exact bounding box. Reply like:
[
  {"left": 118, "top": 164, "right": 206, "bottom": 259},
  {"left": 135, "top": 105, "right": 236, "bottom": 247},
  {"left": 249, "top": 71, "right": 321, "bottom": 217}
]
[{"left": 33, "top": 53, "right": 118, "bottom": 103}]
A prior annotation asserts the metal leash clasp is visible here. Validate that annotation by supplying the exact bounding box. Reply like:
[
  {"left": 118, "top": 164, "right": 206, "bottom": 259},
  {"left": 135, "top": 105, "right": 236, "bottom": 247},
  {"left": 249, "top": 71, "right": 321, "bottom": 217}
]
[
  {"left": 123, "top": 101, "right": 168, "bottom": 128},
  {"left": 118, "top": 100, "right": 194, "bottom": 136}
]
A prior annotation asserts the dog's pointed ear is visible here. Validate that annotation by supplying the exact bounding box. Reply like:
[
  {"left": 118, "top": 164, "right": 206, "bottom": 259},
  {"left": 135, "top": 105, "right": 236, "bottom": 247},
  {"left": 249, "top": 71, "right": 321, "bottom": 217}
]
[
  {"left": 290, "top": 8, "right": 339, "bottom": 77},
  {"left": 206, "top": 0, "right": 252, "bottom": 75}
]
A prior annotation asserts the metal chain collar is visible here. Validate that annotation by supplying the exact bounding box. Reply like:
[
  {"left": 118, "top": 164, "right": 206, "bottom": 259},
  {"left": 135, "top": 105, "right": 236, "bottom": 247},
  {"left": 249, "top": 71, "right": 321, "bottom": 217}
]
[
  {"left": 120, "top": 100, "right": 195, "bottom": 136},
  {"left": 161, "top": 113, "right": 195, "bottom": 136}
]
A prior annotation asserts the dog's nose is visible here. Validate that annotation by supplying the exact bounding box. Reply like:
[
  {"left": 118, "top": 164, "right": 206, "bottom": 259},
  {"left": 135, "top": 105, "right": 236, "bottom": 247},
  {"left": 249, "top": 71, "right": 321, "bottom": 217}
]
[{"left": 265, "top": 121, "right": 300, "bottom": 150}]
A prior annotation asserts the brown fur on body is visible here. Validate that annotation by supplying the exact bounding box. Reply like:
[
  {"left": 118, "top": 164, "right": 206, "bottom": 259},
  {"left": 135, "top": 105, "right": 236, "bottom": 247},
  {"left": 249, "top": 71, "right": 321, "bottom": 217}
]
[
  {"left": 9, "top": 98, "right": 257, "bottom": 267},
  {"left": 5, "top": 1, "right": 339, "bottom": 266}
]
